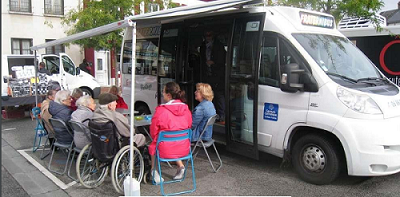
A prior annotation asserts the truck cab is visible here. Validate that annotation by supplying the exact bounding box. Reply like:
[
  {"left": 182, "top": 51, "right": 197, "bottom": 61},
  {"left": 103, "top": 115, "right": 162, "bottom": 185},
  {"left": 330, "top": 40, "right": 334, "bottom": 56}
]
[{"left": 41, "top": 53, "right": 101, "bottom": 98}]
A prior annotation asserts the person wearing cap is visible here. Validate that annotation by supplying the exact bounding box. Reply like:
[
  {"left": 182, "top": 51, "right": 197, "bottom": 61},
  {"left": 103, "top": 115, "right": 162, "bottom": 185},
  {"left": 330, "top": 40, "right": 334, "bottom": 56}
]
[{"left": 92, "top": 93, "right": 146, "bottom": 147}]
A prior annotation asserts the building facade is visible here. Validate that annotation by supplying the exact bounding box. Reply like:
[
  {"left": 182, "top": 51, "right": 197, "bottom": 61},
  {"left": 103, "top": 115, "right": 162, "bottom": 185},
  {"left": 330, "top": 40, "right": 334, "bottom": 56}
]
[{"left": 1, "top": 0, "right": 83, "bottom": 64}]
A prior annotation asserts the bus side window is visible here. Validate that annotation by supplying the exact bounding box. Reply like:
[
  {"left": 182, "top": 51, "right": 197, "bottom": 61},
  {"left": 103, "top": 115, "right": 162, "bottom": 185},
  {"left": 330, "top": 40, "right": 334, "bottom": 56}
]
[{"left": 259, "top": 36, "right": 279, "bottom": 87}]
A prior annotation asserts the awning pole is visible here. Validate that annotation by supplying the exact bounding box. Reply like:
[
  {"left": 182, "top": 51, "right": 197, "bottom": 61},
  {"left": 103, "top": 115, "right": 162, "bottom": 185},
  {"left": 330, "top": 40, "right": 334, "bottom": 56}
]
[
  {"left": 129, "top": 21, "right": 137, "bottom": 193},
  {"left": 34, "top": 50, "right": 38, "bottom": 107}
]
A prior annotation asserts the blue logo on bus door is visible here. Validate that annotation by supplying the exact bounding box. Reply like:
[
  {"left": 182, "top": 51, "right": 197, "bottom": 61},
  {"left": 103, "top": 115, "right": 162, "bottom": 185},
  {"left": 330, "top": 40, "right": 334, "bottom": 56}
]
[{"left": 264, "top": 103, "right": 279, "bottom": 121}]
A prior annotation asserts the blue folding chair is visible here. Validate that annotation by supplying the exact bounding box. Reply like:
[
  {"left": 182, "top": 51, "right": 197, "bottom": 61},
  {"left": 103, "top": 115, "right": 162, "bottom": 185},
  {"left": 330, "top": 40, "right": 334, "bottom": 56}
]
[
  {"left": 32, "top": 107, "right": 50, "bottom": 153},
  {"left": 153, "top": 129, "right": 196, "bottom": 196}
]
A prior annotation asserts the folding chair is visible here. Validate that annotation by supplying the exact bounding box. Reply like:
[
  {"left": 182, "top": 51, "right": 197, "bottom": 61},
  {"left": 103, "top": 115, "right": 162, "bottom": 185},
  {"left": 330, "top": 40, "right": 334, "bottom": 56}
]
[
  {"left": 67, "top": 120, "right": 91, "bottom": 181},
  {"left": 192, "top": 114, "right": 222, "bottom": 172},
  {"left": 31, "top": 107, "right": 50, "bottom": 153},
  {"left": 153, "top": 129, "right": 196, "bottom": 196},
  {"left": 48, "top": 118, "right": 74, "bottom": 175}
]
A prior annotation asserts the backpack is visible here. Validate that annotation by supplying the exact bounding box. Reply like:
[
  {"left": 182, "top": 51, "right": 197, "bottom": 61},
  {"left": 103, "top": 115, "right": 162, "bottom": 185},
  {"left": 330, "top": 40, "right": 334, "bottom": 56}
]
[{"left": 88, "top": 120, "right": 120, "bottom": 163}]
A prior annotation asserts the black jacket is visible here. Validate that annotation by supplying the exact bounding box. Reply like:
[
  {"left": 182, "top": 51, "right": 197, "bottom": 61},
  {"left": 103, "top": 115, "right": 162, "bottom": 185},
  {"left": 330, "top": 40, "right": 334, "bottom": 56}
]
[
  {"left": 49, "top": 101, "right": 73, "bottom": 144},
  {"left": 79, "top": 62, "right": 90, "bottom": 74},
  {"left": 200, "top": 39, "right": 226, "bottom": 90}
]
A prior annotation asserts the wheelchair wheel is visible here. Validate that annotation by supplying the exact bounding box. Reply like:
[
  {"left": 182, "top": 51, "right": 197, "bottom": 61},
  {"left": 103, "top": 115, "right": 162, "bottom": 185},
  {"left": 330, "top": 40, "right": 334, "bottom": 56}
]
[
  {"left": 76, "top": 143, "right": 109, "bottom": 188},
  {"left": 111, "top": 145, "right": 144, "bottom": 194}
]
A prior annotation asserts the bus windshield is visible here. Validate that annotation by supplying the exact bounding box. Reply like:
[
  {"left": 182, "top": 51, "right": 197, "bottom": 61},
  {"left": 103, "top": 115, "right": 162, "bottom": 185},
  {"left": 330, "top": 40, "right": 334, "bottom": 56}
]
[{"left": 293, "top": 33, "right": 381, "bottom": 82}]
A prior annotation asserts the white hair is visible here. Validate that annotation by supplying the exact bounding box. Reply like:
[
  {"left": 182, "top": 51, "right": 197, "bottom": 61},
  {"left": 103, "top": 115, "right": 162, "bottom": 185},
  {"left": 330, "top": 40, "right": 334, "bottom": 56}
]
[
  {"left": 72, "top": 88, "right": 83, "bottom": 98},
  {"left": 54, "top": 90, "right": 71, "bottom": 104},
  {"left": 76, "top": 95, "right": 93, "bottom": 107}
]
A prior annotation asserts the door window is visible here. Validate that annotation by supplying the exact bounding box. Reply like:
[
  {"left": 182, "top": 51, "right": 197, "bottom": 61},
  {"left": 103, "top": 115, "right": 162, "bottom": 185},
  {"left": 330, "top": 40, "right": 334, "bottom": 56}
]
[
  {"left": 62, "top": 55, "right": 75, "bottom": 75},
  {"left": 97, "top": 59, "right": 103, "bottom": 70},
  {"left": 229, "top": 20, "right": 260, "bottom": 144},
  {"left": 42, "top": 56, "right": 60, "bottom": 74},
  {"left": 259, "top": 34, "right": 310, "bottom": 88},
  {"left": 259, "top": 36, "right": 279, "bottom": 87},
  {"left": 158, "top": 28, "right": 179, "bottom": 103}
]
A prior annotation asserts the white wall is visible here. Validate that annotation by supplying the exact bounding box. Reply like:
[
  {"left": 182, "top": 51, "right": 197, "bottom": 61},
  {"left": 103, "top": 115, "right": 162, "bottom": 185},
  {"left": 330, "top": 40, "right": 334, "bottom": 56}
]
[{"left": 1, "top": 0, "right": 83, "bottom": 65}]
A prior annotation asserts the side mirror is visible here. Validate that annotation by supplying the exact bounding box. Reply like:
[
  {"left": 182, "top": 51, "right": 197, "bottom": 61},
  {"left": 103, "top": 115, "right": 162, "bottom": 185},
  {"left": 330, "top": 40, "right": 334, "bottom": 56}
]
[
  {"left": 280, "top": 63, "right": 304, "bottom": 93},
  {"left": 76, "top": 67, "right": 80, "bottom": 75}
]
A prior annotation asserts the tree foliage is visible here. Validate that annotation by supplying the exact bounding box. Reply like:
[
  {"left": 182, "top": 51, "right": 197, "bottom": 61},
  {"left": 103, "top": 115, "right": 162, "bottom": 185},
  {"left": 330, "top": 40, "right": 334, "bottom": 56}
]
[
  {"left": 62, "top": 0, "right": 176, "bottom": 50},
  {"left": 277, "top": 0, "right": 384, "bottom": 25}
]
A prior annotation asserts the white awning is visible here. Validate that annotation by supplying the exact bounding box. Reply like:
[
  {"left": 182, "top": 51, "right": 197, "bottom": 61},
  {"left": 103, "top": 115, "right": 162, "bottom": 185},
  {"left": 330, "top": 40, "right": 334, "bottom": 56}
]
[{"left": 31, "top": 0, "right": 261, "bottom": 51}]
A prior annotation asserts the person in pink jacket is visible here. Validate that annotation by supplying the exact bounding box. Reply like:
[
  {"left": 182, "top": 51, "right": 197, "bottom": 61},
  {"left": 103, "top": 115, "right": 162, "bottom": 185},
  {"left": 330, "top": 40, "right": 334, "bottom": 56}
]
[{"left": 149, "top": 82, "right": 192, "bottom": 183}]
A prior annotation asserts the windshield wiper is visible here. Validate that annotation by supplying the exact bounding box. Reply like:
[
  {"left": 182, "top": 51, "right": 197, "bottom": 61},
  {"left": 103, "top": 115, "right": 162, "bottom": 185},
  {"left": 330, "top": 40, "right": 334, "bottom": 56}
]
[
  {"left": 356, "top": 77, "right": 384, "bottom": 83},
  {"left": 326, "top": 72, "right": 357, "bottom": 83}
]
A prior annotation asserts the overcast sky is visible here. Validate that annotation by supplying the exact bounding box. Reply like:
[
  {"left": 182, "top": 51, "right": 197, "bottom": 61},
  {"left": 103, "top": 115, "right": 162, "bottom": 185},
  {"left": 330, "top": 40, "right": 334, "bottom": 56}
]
[
  {"left": 381, "top": 0, "right": 399, "bottom": 12},
  {"left": 176, "top": 0, "right": 399, "bottom": 12}
]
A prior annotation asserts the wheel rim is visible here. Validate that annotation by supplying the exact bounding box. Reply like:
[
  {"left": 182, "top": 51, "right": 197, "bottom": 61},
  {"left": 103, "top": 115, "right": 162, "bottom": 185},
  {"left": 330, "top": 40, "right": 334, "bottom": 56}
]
[
  {"left": 301, "top": 145, "right": 326, "bottom": 173},
  {"left": 77, "top": 145, "right": 108, "bottom": 188},
  {"left": 114, "top": 147, "right": 144, "bottom": 193},
  {"left": 80, "top": 156, "right": 108, "bottom": 187}
]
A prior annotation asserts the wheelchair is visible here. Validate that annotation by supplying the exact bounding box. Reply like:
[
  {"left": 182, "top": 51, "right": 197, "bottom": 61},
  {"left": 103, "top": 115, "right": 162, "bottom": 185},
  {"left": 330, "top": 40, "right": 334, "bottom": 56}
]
[{"left": 75, "top": 120, "right": 147, "bottom": 195}]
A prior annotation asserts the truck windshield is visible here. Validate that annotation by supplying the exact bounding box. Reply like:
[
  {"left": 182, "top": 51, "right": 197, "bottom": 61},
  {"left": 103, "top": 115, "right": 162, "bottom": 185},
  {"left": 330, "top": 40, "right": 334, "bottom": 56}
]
[{"left": 293, "top": 34, "right": 381, "bottom": 82}]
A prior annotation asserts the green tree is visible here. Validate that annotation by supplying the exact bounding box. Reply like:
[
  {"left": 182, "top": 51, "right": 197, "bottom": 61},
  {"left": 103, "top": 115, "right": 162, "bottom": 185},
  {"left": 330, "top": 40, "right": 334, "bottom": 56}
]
[
  {"left": 277, "top": 0, "right": 384, "bottom": 27},
  {"left": 62, "top": 0, "right": 176, "bottom": 85}
]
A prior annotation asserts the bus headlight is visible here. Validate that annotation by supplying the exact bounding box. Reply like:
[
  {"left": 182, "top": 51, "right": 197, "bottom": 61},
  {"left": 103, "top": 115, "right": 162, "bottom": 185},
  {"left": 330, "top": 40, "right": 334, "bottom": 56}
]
[{"left": 337, "top": 86, "right": 382, "bottom": 114}]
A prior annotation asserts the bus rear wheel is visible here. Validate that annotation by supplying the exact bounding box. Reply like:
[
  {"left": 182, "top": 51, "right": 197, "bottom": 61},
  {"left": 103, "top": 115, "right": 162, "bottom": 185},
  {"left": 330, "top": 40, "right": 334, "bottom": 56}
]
[
  {"left": 292, "top": 134, "right": 341, "bottom": 185},
  {"left": 135, "top": 103, "right": 150, "bottom": 116}
]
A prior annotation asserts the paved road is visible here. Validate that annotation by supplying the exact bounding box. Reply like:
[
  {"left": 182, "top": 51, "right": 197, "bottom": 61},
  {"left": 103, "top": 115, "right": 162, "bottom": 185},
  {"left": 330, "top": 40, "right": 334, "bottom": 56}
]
[
  {"left": 2, "top": 166, "right": 29, "bottom": 197},
  {"left": 2, "top": 116, "right": 400, "bottom": 197}
]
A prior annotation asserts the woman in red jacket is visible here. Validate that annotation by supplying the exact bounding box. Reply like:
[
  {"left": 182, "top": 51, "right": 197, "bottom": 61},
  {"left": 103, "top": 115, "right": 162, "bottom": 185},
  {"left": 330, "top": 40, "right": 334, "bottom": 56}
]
[
  {"left": 149, "top": 82, "right": 192, "bottom": 183},
  {"left": 109, "top": 85, "right": 128, "bottom": 110}
]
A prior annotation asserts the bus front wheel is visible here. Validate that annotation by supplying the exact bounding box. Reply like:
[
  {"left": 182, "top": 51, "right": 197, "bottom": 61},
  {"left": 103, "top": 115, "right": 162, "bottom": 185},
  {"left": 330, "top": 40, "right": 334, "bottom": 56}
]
[
  {"left": 292, "top": 134, "right": 341, "bottom": 185},
  {"left": 80, "top": 88, "right": 93, "bottom": 98}
]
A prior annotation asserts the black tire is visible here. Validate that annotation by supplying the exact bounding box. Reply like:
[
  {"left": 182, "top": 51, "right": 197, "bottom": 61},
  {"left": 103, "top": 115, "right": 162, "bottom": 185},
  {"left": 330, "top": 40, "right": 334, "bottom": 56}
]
[
  {"left": 80, "top": 88, "right": 93, "bottom": 98},
  {"left": 292, "top": 134, "right": 341, "bottom": 185},
  {"left": 135, "top": 103, "right": 150, "bottom": 116}
]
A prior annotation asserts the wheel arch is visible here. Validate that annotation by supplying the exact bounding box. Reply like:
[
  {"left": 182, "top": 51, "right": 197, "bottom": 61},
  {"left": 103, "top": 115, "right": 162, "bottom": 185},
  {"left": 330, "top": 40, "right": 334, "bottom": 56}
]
[
  {"left": 285, "top": 126, "right": 348, "bottom": 173},
  {"left": 134, "top": 101, "right": 151, "bottom": 114}
]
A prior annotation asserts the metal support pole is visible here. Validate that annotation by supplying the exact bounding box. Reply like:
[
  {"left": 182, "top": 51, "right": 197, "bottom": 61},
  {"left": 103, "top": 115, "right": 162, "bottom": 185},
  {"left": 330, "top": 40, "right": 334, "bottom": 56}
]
[
  {"left": 129, "top": 21, "right": 137, "bottom": 192},
  {"left": 34, "top": 50, "right": 38, "bottom": 107}
]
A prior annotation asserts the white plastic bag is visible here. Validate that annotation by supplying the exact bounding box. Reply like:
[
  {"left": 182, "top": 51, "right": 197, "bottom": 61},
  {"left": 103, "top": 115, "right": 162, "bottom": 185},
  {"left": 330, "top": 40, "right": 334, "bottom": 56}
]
[{"left": 123, "top": 175, "right": 140, "bottom": 196}]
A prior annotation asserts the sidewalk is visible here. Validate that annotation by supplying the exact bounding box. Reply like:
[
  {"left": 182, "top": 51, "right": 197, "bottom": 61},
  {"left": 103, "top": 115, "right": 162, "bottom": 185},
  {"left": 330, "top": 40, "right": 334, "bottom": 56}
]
[
  {"left": 2, "top": 138, "right": 69, "bottom": 197},
  {"left": 1, "top": 117, "right": 291, "bottom": 197}
]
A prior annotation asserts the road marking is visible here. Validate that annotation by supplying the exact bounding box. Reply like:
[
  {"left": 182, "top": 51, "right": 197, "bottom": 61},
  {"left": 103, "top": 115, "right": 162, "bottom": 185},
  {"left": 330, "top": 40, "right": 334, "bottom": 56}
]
[
  {"left": 17, "top": 149, "right": 77, "bottom": 190},
  {"left": 3, "top": 128, "right": 16, "bottom": 131}
]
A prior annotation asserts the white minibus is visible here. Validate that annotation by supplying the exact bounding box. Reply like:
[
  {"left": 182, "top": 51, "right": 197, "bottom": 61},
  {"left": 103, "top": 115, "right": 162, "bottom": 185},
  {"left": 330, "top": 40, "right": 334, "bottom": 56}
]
[{"left": 31, "top": 0, "right": 400, "bottom": 185}]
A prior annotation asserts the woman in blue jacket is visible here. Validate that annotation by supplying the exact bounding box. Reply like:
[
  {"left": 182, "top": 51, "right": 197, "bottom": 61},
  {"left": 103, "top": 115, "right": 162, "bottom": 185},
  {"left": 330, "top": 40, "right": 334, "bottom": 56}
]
[
  {"left": 49, "top": 90, "right": 73, "bottom": 144},
  {"left": 191, "top": 83, "right": 217, "bottom": 142}
]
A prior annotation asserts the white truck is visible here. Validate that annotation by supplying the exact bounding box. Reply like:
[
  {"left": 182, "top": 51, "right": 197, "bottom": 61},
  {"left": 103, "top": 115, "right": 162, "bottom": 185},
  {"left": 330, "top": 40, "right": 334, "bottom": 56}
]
[{"left": 2, "top": 53, "right": 101, "bottom": 104}]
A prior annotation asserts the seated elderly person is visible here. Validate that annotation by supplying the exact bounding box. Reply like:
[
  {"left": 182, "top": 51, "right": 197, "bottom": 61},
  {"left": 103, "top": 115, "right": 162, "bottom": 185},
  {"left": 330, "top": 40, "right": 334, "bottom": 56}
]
[
  {"left": 70, "top": 95, "right": 96, "bottom": 149},
  {"left": 70, "top": 88, "right": 83, "bottom": 111},
  {"left": 41, "top": 89, "right": 58, "bottom": 146},
  {"left": 49, "top": 90, "right": 73, "bottom": 144},
  {"left": 191, "top": 83, "right": 216, "bottom": 142},
  {"left": 92, "top": 93, "right": 146, "bottom": 147}
]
